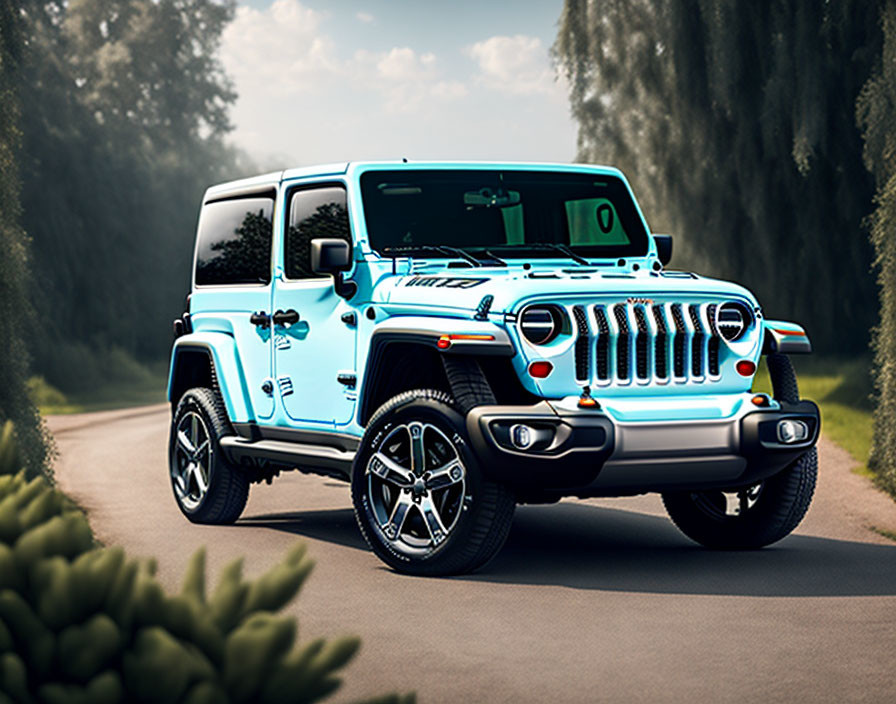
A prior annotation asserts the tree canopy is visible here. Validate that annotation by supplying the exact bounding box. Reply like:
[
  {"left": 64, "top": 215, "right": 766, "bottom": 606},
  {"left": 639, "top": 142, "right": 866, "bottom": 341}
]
[
  {"left": 16, "top": 0, "right": 243, "bottom": 392},
  {"left": 554, "top": 0, "right": 881, "bottom": 353}
]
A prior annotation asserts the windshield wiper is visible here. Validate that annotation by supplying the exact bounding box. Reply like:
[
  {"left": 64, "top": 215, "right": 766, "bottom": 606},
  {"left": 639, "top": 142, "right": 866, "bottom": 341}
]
[
  {"left": 381, "top": 245, "right": 482, "bottom": 267},
  {"left": 488, "top": 243, "right": 591, "bottom": 265}
]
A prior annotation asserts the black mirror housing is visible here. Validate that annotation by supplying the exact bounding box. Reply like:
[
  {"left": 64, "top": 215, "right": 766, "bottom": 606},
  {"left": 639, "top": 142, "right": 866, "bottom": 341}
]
[
  {"left": 311, "top": 238, "right": 352, "bottom": 274},
  {"left": 311, "top": 238, "right": 356, "bottom": 299},
  {"left": 653, "top": 234, "right": 673, "bottom": 266}
]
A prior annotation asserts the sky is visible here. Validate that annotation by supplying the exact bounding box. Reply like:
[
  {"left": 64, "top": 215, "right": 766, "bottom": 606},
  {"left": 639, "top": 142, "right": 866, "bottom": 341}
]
[{"left": 219, "top": 0, "right": 577, "bottom": 170}]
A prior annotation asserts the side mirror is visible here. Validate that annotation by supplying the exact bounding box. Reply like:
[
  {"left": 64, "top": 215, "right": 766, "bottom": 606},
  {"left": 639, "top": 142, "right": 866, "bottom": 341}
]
[
  {"left": 653, "top": 234, "right": 673, "bottom": 266},
  {"left": 311, "top": 238, "right": 351, "bottom": 273},
  {"left": 311, "top": 238, "right": 356, "bottom": 299}
]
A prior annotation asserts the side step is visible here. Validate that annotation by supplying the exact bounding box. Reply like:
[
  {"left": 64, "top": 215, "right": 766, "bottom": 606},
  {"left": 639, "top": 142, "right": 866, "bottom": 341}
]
[{"left": 219, "top": 437, "right": 355, "bottom": 481}]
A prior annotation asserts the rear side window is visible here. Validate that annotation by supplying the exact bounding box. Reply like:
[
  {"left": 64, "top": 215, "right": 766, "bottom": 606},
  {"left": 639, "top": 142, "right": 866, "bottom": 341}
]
[
  {"left": 194, "top": 196, "right": 274, "bottom": 286},
  {"left": 285, "top": 185, "right": 351, "bottom": 279}
]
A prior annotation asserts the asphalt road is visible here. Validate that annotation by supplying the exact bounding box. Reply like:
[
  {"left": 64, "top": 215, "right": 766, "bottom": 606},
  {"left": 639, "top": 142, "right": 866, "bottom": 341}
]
[{"left": 48, "top": 405, "right": 896, "bottom": 703}]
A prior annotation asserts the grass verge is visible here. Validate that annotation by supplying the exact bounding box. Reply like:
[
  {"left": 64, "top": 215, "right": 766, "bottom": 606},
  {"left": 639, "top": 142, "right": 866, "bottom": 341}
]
[{"left": 29, "top": 371, "right": 167, "bottom": 415}]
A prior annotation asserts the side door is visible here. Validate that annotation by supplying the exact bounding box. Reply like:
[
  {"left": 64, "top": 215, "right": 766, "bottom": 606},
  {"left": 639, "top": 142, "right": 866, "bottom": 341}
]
[
  {"left": 271, "top": 183, "right": 357, "bottom": 427},
  {"left": 192, "top": 192, "right": 275, "bottom": 421}
]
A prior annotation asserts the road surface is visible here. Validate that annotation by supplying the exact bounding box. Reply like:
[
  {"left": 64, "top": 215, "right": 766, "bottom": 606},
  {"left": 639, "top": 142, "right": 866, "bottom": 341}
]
[{"left": 48, "top": 405, "right": 896, "bottom": 703}]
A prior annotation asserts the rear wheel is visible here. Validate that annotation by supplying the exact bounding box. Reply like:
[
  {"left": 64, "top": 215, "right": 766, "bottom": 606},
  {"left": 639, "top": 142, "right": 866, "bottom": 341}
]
[
  {"left": 352, "top": 389, "right": 515, "bottom": 576},
  {"left": 169, "top": 387, "right": 249, "bottom": 524},
  {"left": 662, "top": 447, "right": 817, "bottom": 549}
]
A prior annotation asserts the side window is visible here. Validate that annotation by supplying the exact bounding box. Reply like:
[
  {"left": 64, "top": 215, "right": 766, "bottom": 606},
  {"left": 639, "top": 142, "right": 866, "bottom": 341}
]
[
  {"left": 195, "top": 196, "right": 274, "bottom": 286},
  {"left": 286, "top": 186, "right": 351, "bottom": 279}
]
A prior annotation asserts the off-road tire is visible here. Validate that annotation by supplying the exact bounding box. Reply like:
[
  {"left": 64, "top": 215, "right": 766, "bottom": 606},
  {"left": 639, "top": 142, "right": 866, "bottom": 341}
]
[
  {"left": 352, "top": 389, "right": 515, "bottom": 576},
  {"left": 169, "top": 387, "right": 249, "bottom": 524},
  {"left": 662, "top": 447, "right": 817, "bottom": 549}
]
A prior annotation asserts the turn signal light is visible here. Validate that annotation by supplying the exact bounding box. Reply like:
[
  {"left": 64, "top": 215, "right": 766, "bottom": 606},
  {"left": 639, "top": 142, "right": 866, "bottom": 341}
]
[
  {"left": 437, "top": 333, "right": 495, "bottom": 349},
  {"left": 736, "top": 360, "right": 757, "bottom": 377},
  {"left": 528, "top": 361, "right": 553, "bottom": 379},
  {"left": 751, "top": 394, "right": 770, "bottom": 407}
]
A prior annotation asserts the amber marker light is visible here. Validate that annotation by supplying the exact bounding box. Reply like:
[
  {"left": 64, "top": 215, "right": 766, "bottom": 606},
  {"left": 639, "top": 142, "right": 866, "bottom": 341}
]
[
  {"left": 751, "top": 394, "right": 771, "bottom": 407},
  {"left": 437, "top": 333, "right": 495, "bottom": 349},
  {"left": 773, "top": 328, "right": 806, "bottom": 336},
  {"left": 736, "top": 360, "right": 757, "bottom": 376},
  {"left": 528, "top": 361, "right": 553, "bottom": 378},
  {"left": 578, "top": 386, "right": 600, "bottom": 409}
]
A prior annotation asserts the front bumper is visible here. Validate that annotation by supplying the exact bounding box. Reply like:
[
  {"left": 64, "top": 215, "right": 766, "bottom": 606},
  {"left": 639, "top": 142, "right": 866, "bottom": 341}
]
[{"left": 466, "top": 397, "right": 820, "bottom": 498}]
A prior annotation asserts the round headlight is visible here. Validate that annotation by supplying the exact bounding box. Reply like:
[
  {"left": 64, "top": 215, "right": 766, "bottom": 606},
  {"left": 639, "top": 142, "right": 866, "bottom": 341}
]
[
  {"left": 717, "top": 302, "right": 753, "bottom": 342},
  {"left": 520, "top": 305, "right": 566, "bottom": 345}
]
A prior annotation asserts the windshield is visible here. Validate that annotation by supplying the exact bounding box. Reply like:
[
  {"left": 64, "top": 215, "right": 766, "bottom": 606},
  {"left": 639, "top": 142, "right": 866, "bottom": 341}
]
[{"left": 359, "top": 169, "right": 649, "bottom": 260}]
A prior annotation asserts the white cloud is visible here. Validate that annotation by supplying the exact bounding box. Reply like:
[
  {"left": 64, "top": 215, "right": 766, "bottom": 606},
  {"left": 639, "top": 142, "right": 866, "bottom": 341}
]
[
  {"left": 356, "top": 11, "right": 374, "bottom": 24},
  {"left": 220, "top": 0, "right": 336, "bottom": 95},
  {"left": 467, "top": 34, "right": 559, "bottom": 96},
  {"left": 375, "top": 47, "right": 436, "bottom": 82},
  {"left": 216, "top": 2, "right": 575, "bottom": 166}
]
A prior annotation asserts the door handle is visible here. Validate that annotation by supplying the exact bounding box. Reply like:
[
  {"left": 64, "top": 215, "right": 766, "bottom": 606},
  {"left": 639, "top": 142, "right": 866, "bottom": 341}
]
[
  {"left": 272, "top": 309, "right": 300, "bottom": 327},
  {"left": 250, "top": 311, "right": 270, "bottom": 328}
]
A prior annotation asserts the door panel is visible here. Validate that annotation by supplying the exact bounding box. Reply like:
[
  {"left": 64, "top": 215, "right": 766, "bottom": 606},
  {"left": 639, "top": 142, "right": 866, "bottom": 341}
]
[
  {"left": 272, "top": 281, "right": 356, "bottom": 426},
  {"left": 190, "top": 287, "right": 274, "bottom": 420}
]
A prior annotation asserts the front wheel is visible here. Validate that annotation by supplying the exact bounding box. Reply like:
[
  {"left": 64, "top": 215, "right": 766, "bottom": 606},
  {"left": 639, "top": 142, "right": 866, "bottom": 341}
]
[
  {"left": 351, "top": 389, "right": 515, "bottom": 576},
  {"left": 662, "top": 447, "right": 817, "bottom": 549}
]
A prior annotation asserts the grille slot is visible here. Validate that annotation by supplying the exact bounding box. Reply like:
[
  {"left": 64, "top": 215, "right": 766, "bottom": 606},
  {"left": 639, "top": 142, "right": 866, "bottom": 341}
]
[
  {"left": 671, "top": 304, "right": 687, "bottom": 377},
  {"left": 594, "top": 307, "right": 610, "bottom": 380},
  {"left": 706, "top": 303, "right": 720, "bottom": 376},
  {"left": 613, "top": 304, "right": 631, "bottom": 380},
  {"left": 689, "top": 304, "right": 705, "bottom": 377},
  {"left": 652, "top": 305, "right": 668, "bottom": 379},
  {"left": 573, "top": 305, "right": 589, "bottom": 381},
  {"left": 634, "top": 306, "right": 649, "bottom": 379}
]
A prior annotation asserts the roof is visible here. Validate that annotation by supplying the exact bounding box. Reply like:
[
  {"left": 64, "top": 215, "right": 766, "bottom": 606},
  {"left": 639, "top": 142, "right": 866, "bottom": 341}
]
[{"left": 203, "top": 160, "right": 624, "bottom": 201}]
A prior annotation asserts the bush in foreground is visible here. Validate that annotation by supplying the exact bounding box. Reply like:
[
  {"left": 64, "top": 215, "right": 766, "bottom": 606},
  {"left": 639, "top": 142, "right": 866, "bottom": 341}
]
[{"left": 0, "top": 421, "right": 413, "bottom": 704}]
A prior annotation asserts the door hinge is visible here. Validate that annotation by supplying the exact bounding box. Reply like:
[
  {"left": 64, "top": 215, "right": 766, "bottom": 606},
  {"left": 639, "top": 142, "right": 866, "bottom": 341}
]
[
  {"left": 337, "top": 372, "right": 357, "bottom": 388},
  {"left": 277, "top": 376, "right": 294, "bottom": 397}
]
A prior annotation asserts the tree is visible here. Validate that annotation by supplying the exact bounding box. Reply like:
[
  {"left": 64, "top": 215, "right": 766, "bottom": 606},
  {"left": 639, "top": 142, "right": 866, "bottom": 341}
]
[
  {"left": 17, "top": 0, "right": 243, "bottom": 392},
  {"left": 0, "top": 0, "right": 52, "bottom": 478},
  {"left": 554, "top": 0, "right": 881, "bottom": 354},
  {"left": 857, "top": 0, "right": 896, "bottom": 495}
]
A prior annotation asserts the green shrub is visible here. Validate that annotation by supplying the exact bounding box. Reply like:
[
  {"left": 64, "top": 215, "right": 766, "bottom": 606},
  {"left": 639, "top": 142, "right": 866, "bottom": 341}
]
[{"left": 0, "top": 422, "right": 413, "bottom": 704}]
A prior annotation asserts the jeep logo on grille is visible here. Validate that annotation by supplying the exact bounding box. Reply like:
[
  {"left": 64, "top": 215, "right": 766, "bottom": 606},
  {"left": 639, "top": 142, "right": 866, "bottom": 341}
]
[{"left": 626, "top": 297, "right": 654, "bottom": 306}]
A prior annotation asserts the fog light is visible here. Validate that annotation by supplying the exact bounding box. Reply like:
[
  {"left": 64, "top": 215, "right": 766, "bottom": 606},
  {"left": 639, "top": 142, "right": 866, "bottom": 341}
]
[
  {"left": 777, "top": 419, "right": 809, "bottom": 444},
  {"left": 510, "top": 424, "right": 534, "bottom": 449}
]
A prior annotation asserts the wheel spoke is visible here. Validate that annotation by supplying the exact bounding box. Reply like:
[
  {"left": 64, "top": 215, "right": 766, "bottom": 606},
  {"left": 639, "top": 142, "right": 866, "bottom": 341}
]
[
  {"left": 190, "top": 413, "right": 199, "bottom": 448},
  {"left": 194, "top": 439, "right": 210, "bottom": 458},
  {"left": 426, "top": 459, "right": 464, "bottom": 490},
  {"left": 193, "top": 462, "right": 209, "bottom": 494},
  {"left": 369, "top": 452, "right": 414, "bottom": 485},
  {"left": 382, "top": 494, "right": 413, "bottom": 540},
  {"left": 177, "top": 429, "right": 196, "bottom": 456},
  {"left": 420, "top": 495, "right": 449, "bottom": 545},
  {"left": 409, "top": 422, "right": 426, "bottom": 475}
]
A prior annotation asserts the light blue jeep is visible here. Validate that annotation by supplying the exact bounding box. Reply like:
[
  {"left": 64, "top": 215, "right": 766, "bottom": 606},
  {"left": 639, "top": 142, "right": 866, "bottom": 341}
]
[{"left": 168, "top": 161, "right": 819, "bottom": 575}]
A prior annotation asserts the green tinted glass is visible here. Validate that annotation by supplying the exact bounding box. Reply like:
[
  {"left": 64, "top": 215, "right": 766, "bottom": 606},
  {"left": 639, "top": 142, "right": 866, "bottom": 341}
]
[{"left": 566, "top": 198, "right": 630, "bottom": 245}]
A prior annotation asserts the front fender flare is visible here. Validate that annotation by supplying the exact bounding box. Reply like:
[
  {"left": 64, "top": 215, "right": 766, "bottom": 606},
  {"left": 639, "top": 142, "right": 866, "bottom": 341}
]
[
  {"left": 761, "top": 320, "right": 812, "bottom": 355},
  {"left": 168, "top": 332, "right": 256, "bottom": 423}
]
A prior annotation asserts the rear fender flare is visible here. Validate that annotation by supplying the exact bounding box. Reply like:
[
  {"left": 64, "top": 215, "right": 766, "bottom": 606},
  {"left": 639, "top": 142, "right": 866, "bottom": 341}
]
[{"left": 167, "top": 332, "right": 255, "bottom": 423}]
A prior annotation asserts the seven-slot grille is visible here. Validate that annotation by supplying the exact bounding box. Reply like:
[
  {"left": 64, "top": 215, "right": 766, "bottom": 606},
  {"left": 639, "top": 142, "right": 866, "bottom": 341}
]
[{"left": 560, "top": 301, "right": 733, "bottom": 385}]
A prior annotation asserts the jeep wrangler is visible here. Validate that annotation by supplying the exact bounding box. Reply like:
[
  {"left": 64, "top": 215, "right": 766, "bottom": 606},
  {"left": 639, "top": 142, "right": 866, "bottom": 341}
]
[{"left": 168, "top": 161, "right": 819, "bottom": 575}]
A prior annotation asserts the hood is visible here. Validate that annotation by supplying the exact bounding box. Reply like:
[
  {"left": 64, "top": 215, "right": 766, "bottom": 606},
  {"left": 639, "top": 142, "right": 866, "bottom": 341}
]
[{"left": 375, "top": 265, "right": 759, "bottom": 317}]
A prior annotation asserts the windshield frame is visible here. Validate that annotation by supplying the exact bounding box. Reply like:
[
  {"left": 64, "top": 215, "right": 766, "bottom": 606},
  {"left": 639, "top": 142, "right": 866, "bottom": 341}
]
[{"left": 357, "top": 166, "right": 652, "bottom": 261}]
